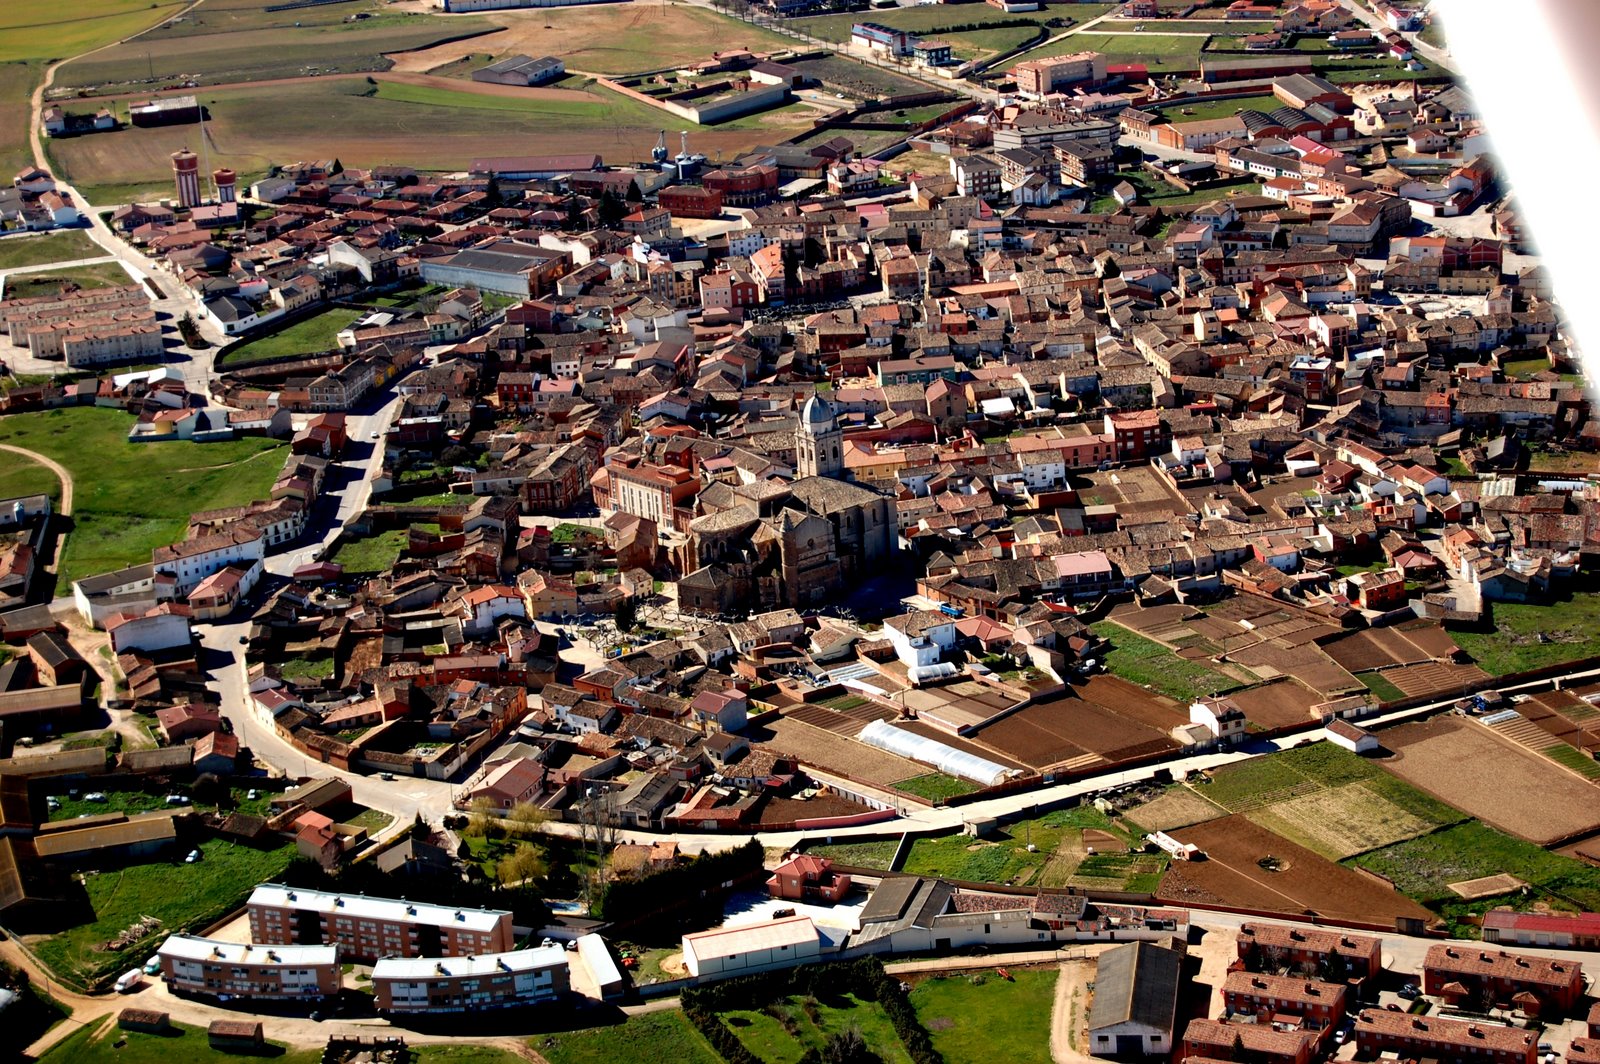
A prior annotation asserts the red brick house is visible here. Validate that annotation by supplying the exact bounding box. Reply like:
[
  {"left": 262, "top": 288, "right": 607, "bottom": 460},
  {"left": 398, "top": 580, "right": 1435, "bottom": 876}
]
[{"left": 767, "top": 854, "right": 852, "bottom": 903}]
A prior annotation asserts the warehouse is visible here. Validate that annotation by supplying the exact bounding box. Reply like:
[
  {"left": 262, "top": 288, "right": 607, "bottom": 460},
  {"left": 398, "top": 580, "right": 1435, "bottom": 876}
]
[
  {"left": 472, "top": 55, "right": 566, "bottom": 86},
  {"left": 1088, "top": 940, "right": 1184, "bottom": 1058},
  {"left": 682, "top": 915, "right": 821, "bottom": 979}
]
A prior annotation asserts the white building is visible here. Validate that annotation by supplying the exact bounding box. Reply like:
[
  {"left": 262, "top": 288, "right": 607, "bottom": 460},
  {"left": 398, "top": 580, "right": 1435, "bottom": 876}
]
[
  {"left": 1188, "top": 697, "right": 1248, "bottom": 745},
  {"left": 1088, "top": 941, "right": 1184, "bottom": 1058},
  {"left": 152, "top": 528, "right": 264, "bottom": 595},
  {"left": 883, "top": 610, "right": 958, "bottom": 669},
  {"left": 105, "top": 603, "right": 191, "bottom": 654},
  {"left": 1325, "top": 720, "right": 1379, "bottom": 754},
  {"left": 682, "top": 915, "right": 821, "bottom": 979},
  {"left": 372, "top": 947, "right": 569, "bottom": 1013}
]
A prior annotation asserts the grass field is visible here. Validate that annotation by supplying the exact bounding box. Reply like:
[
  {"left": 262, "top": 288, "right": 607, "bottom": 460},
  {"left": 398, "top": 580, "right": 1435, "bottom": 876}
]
[
  {"left": 1091, "top": 170, "right": 1262, "bottom": 211},
  {"left": 0, "top": 60, "right": 40, "bottom": 176},
  {"left": 1153, "top": 93, "right": 1276, "bottom": 122},
  {"left": 1013, "top": 31, "right": 1209, "bottom": 68},
  {"left": 374, "top": 78, "right": 812, "bottom": 131},
  {"left": 893, "top": 772, "right": 977, "bottom": 801},
  {"left": 1450, "top": 592, "right": 1600, "bottom": 675},
  {"left": 330, "top": 528, "right": 411, "bottom": 575},
  {"left": 0, "top": 0, "right": 187, "bottom": 64},
  {"left": 0, "top": 407, "right": 285, "bottom": 585},
  {"left": 0, "top": 451, "right": 61, "bottom": 503},
  {"left": 784, "top": 54, "right": 933, "bottom": 98},
  {"left": 38, "top": 1018, "right": 320, "bottom": 1064},
  {"left": 0, "top": 230, "right": 101, "bottom": 271},
  {"left": 723, "top": 993, "right": 912, "bottom": 1064},
  {"left": 394, "top": 3, "right": 797, "bottom": 77},
  {"left": 539, "top": 1010, "right": 723, "bottom": 1064},
  {"left": 1087, "top": 621, "right": 1242, "bottom": 702},
  {"left": 1541, "top": 743, "right": 1600, "bottom": 779},
  {"left": 911, "top": 967, "right": 1058, "bottom": 1064},
  {"left": 900, "top": 805, "right": 1161, "bottom": 889},
  {"left": 804, "top": 839, "right": 899, "bottom": 869},
  {"left": 49, "top": 77, "right": 814, "bottom": 204},
  {"left": 217, "top": 306, "right": 363, "bottom": 366},
  {"left": 1, "top": 260, "right": 131, "bottom": 301},
  {"left": 31, "top": 838, "right": 296, "bottom": 987},
  {"left": 55, "top": 13, "right": 498, "bottom": 93},
  {"left": 1197, "top": 742, "right": 1465, "bottom": 859},
  {"left": 1350, "top": 820, "right": 1600, "bottom": 935}
]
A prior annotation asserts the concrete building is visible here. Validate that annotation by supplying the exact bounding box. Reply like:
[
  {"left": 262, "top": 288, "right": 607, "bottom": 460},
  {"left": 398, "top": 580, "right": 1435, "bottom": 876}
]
[
  {"left": 157, "top": 935, "right": 341, "bottom": 1001},
  {"left": 247, "top": 885, "right": 515, "bottom": 964},
  {"left": 1088, "top": 940, "right": 1184, "bottom": 1058},
  {"left": 473, "top": 55, "right": 565, "bottom": 86},
  {"left": 682, "top": 914, "right": 822, "bottom": 978},
  {"left": 372, "top": 946, "right": 569, "bottom": 1013},
  {"left": 1481, "top": 910, "right": 1600, "bottom": 950}
]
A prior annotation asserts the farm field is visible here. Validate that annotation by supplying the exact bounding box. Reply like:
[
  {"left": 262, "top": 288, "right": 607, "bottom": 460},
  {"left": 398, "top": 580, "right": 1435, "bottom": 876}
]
[
  {"left": 0, "top": 230, "right": 101, "bottom": 271},
  {"left": 1155, "top": 814, "right": 1436, "bottom": 925},
  {"left": 37, "top": 1017, "right": 320, "bottom": 1064},
  {"left": 756, "top": 714, "right": 927, "bottom": 787},
  {"left": 1, "top": 261, "right": 133, "bottom": 301},
  {"left": 721, "top": 992, "right": 913, "bottom": 1064},
  {"left": 1379, "top": 716, "right": 1600, "bottom": 844},
  {"left": 970, "top": 678, "right": 1183, "bottom": 772},
  {"left": 1450, "top": 592, "right": 1600, "bottom": 674},
  {"left": 899, "top": 804, "right": 1166, "bottom": 890},
  {"left": 1350, "top": 821, "right": 1600, "bottom": 935},
  {"left": 803, "top": 839, "right": 899, "bottom": 869},
  {"left": 217, "top": 306, "right": 365, "bottom": 367},
  {"left": 539, "top": 1010, "right": 724, "bottom": 1064},
  {"left": 785, "top": 54, "right": 935, "bottom": 98},
  {"left": 1120, "top": 785, "right": 1226, "bottom": 831},
  {"left": 0, "top": 60, "right": 40, "bottom": 177},
  {"left": 0, "top": 407, "right": 285, "bottom": 585},
  {"left": 1013, "top": 32, "right": 1210, "bottom": 68},
  {"left": 0, "top": 0, "right": 186, "bottom": 64},
  {"left": 47, "top": 78, "right": 813, "bottom": 204},
  {"left": 389, "top": 4, "right": 796, "bottom": 77},
  {"left": 28, "top": 838, "right": 296, "bottom": 988},
  {"left": 1087, "top": 621, "right": 1243, "bottom": 702},
  {"left": 893, "top": 772, "right": 977, "bottom": 801},
  {"left": 1195, "top": 742, "right": 1464, "bottom": 859},
  {"left": 330, "top": 529, "right": 413, "bottom": 575},
  {"left": 54, "top": 14, "right": 498, "bottom": 94},
  {"left": 795, "top": 4, "right": 1110, "bottom": 43},
  {"left": 910, "top": 966, "right": 1059, "bottom": 1064}
]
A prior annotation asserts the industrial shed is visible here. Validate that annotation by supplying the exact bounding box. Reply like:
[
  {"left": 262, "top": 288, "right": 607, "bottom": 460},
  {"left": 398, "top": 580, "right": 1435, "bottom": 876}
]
[
  {"left": 473, "top": 55, "right": 565, "bottom": 86},
  {"left": 1088, "top": 940, "right": 1184, "bottom": 1058}
]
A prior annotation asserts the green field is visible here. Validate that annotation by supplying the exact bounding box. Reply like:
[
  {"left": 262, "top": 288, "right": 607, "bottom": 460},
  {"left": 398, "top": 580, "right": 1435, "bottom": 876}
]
[
  {"left": 329, "top": 528, "right": 411, "bottom": 575},
  {"left": 795, "top": 3, "right": 1114, "bottom": 44},
  {"left": 804, "top": 839, "right": 899, "bottom": 869},
  {"left": 723, "top": 993, "right": 913, "bottom": 1064},
  {"left": 218, "top": 306, "right": 362, "bottom": 366},
  {"left": 785, "top": 54, "right": 933, "bottom": 98},
  {"left": 0, "top": 451, "right": 61, "bottom": 503},
  {"left": 38, "top": 1017, "right": 320, "bottom": 1064},
  {"left": 1087, "top": 621, "right": 1242, "bottom": 702},
  {"left": 31, "top": 838, "right": 296, "bottom": 987},
  {"left": 899, "top": 805, "right": 1161, "bottom": 889},
  {"left": 539, "top": 1010, "right": 724, "bottom": 1064},
  {"left": 413, "top": 1049, "right": 528, "bottom": 1064},
  {"left": 0, "top": 407, "right": 285, "bottom": 585},
  {"left": 0, "top": 60, "right": 40, "bottom": 177},
  {"left": 0, "top": 0, "right": 186, "bottom": 63},
  {"left": 1090, "top": 170, "right": 1262, "bottom": 211},
  {"left": 1153, "top": 93, "right": 1276, "bottom": 122},
  {"left": 1502, "top": 357, "right": 1555, "bottom": 378},
  {"left": 1450, "top": 593, "right": 1600, "bottom": 676},
  {"left": 1099, "top": 19, "right": 1254, "bottom": 34},
  {"left": 893, "top": 772, "right": 977, "bottom": 801},
  {"left": 55, "top": 14, "right": 497, "bottom": 93},
  {"left": 910, "top": 967, "right": 1058, "bottom": 1064},
  {"left": 0, "top": 230, "right": 102, "bottom": 271},
  {"left": 1359, "top": 672, "right": 1405, "bottom": 702},
  {"left": 1349, "top": 820, "right": 1600, "bottom": 934},
  {"left": 1541, "top": 743, "right": 1600, "bottom": 779},
  {"left": 2, "top": 260, "right": 132, "bottom": 301},
  {"left": 1013, "top": 31, "right": 1210, "bottom": 68}
]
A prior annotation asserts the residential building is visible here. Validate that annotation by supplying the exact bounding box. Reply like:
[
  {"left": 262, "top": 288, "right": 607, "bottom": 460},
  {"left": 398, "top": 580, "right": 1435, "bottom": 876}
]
[
  {"left": 247, "top": 885, "right": 515, "bottom": 964},
  {"left": 372, "top": 946, "right": 569, "bottom": 1013},
  {"left": 157, "top": 935, "right": 341, "bottom": 1001}
]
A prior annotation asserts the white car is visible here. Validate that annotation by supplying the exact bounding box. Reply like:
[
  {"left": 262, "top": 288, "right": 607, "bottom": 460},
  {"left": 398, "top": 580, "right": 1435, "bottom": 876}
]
[{"left": 84, "top": 792, "right": 107, "bottom": 803}]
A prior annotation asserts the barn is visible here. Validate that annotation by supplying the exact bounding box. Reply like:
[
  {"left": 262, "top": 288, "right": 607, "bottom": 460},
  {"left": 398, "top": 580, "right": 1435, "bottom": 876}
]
[{"left": 1089, "top": 940, "right": 1184, "bottom": 1058}]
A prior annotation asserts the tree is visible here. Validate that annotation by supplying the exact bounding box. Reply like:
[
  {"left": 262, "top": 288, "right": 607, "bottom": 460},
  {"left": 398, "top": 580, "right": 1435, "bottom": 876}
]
[
  {"left": 597, "top": 188, "right": 627, "bottom": 228},
  {"left": 409, "top": 813, "right": 429, "bottom": 841},
  {"left": 615, "top": 597, "right": 639, "bottom": 632},
  {"left": 822, "top": 1027, "right": 878, "bottom": 1064},
  {"left": 467, "top": 796, "right": 499, "bottom": 838},
  {"left": 625, "top": 179, "right": 642, "bottom": 203},
  {"left": 440, "top": 444, "right": 474, "bottom": 467},
  {"left": 505, "top": 801, "right": 549, "bottom": 839},
  {"left": 564, "top": 196, "right": 585, "bottom": 230},
  {"left": 497, "top": 842, "right": 547, "bottom": 887}
]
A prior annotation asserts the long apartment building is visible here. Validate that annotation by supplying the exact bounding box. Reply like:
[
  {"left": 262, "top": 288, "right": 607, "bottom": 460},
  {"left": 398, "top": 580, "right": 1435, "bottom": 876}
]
[
  {"left": 1423, "top": 944, "right": 1585, "bottom": 1016},
  {"left": 157, "top": 934, "right": 341, "bottom": 1001},
  {"left": 247, "top": 885, "right": 514, "bottom": 964},
  {"left": 1236, "top": 923, "right": 1382, "bottom": 981},
  {"left": 1354, "top": 1008, "right": 1538, "bottom": 1064},
  {"left": 1222, "top": 970, "right": 1348, "bottom": 1033},
  {"left": 372, "top": 946, "right": 569, "bottom": 1013}
]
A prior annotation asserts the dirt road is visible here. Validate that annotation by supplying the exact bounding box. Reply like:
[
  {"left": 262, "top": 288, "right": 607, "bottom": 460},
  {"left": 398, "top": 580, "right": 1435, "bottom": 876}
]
[{"left": 1050, "top": 955, "right": 1104, "bottom": 1064}]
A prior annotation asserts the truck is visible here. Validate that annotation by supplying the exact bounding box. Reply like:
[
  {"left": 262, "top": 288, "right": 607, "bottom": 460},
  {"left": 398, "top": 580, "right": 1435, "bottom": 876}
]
[
  {"left": 938, "top": 602, "right": 964, "bottom": 618},
  {"left": 114, "top": 969, "right": 144, "bottom": 993}
]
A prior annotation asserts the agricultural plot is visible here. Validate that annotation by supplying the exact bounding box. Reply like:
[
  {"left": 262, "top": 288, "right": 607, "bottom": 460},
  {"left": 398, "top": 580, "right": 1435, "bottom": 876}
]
[
  {"left": 969, "top": 683, "right": 1180, "bottom": 773},
  {"left": 1351, "top": 821, "right": 1600, "bottom": 934},
  {"left": 0, "top": 0, "right": 185, "bottom": 63},
  {"left": 785, "top": 55, "right": 934, "bottom": 99},
  {"left": 1198, "top": 742, "right": 1464, "bottom": 859},
  {"left": 2, "top": 261, "right": 133, "bottom": 300},
  {"left": 540, "top": 1011, "right": 724, "bottom": 1064},
  {"left": 1380, "top": 717, "right": 1600, "bottom": 844},
  {"left": 1120, "top": 786, "right": 1226, "bottom": 832},
  {"left": 1451, "top": 594, "right": 1600, "bottom": 675},
  {"left": 1013, "top": 31, "right": 1210, "bottom": 69},
  {"left": 900, "top": 805, "right": 1161, "bottom": 890},
  {"left": 389, "top": 4, "right": 796, "bottom": 77},
  {"left": 48, "top": 78, "right": 814, "bottom": 204},
  {"left": 1156, "top": 815, "right": 1436, "bottom": 925},
  {"left": 1087, "top": 621, "right": 1244, "bottom": 703},
  {"left": 54, "top": 14, "right": 498, "bottom": 93}
]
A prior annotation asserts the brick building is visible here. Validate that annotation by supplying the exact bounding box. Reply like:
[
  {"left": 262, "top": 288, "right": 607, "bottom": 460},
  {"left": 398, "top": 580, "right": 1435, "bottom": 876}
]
[
  {"left": 372, "top": 946, "right": 569, "bottom": 1013},
  {"left": 1422, "top": 944, "right": 1584, "bottom": 1017},
  {"left": 157, "top": 934, "right": 341, "bottom": 1001},
  {"left": 247, "top": 885, "right": 514, "bottom": 964}
]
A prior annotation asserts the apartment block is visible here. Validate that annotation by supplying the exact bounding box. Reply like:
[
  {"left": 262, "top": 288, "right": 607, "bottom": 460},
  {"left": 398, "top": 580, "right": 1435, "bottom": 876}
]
[{"left": 247, "top": 885, "right": 514, "bottom": 964}]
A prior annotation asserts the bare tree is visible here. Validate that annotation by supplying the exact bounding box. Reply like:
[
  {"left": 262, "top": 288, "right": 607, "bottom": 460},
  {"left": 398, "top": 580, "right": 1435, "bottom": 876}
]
[
  {"left": 467, "top": 796, "right": 498, "bottom": 838},
  {"left": 496, "top": 842, "right": 547, "bottom": 887}
]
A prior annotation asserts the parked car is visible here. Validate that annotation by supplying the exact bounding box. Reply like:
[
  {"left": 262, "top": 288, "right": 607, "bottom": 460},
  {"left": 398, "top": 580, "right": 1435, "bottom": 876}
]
[
  {"left": 84, "top": 792, "right": 107, "bottom": 803},
  {"left": 185, "top": 849, "right": 203, "bottom": 864},
  {"left": 165, "top": 794, "right": 191, "bottom": 806},
  {"left": 143, "top": 958, "right": 161, "bottom": 976}
]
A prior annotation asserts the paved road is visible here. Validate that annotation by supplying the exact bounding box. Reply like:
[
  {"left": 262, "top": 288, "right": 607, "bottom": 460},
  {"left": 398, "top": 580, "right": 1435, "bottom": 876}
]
[{"left": 1337, "top": 0, "right": 1455, "bottom": 72}]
